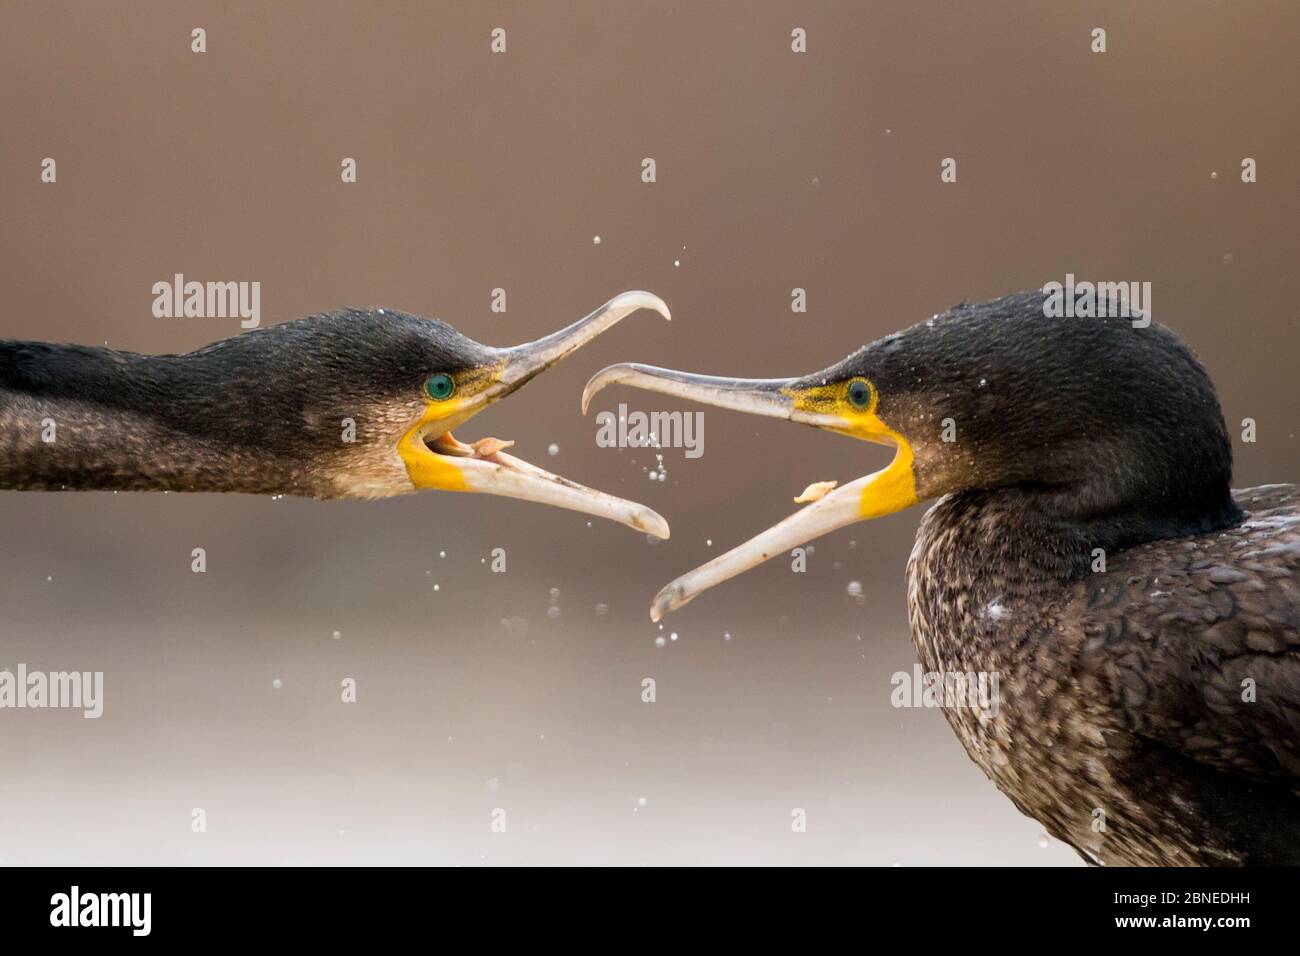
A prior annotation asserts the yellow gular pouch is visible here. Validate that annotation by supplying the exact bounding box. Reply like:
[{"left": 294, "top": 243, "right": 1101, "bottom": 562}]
[
  {"left": 782, "top": 378, "right": 919, "bottom": 519},
  {"left": 397, "top": 364, "right": 504, "bottom": 493}
]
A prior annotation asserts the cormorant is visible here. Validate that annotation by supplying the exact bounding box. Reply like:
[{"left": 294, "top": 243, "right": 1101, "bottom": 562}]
[
  {"left": 0, "top": 291, "right": 669, "bottom": 537},
  {"left": 582, "top": 289, "right": 1299, "bottom": 866}
]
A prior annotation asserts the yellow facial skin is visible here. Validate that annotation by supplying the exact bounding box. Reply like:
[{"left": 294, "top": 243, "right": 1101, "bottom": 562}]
[
  {"left": 782, "top": 378, "right": 919, "bottom": 519},
  {"left": 397, "top": 363, "right": 504, "bottom": 492},
  {"left": 397, "top": 407, "right": 470, "bottom": 491}
]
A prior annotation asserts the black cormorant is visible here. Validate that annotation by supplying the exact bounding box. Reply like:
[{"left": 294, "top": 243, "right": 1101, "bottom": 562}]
[
  {"left": 0, "top": 291, "right": 669, "bottom": 537},
  {"left": 582, "top": 289, "right": 1299, "bottom": 866}
]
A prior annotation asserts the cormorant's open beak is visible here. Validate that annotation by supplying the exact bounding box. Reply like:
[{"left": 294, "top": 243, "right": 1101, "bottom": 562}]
[
  {"left": 582, "top": 364, "right": 917, "bottom": 619},
  {"left": 400, "top": 293, "right": 672, "bottom": 538}
]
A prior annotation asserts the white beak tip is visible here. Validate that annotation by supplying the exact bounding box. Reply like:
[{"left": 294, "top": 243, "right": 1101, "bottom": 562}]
[
  {"left": 633, "top": 507, "right": 671, "bottom": 540},
  {"left": 649, "top": 581, "right": 689, "bottom": 622},
  {"left": 607, "top": 290, "right": 671, "bottom": 323},
  {"left": 580, "top": 365, "right": 622, "bottom": 416}
]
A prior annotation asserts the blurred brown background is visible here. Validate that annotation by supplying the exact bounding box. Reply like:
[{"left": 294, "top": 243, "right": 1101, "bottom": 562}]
[{"left": 0, "top": 0, "right": 1295, "bottom": 864}]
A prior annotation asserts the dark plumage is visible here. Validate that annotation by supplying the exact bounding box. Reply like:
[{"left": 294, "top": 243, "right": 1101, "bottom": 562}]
[
  {"left": 586, "top": 288, "right": 1299, "bottom": 865},
  {"left": 879, "top": 293, "right": 1298, "bottom": 865},
  {"left": 0, "top": 309, "right": 490, "bottom": 495},
  {"left": 0, "top": 292, "right": 673, "bottom": 535},
  {"left": 910, "top": 483, "right": 1300, "bottom": 865},
  {"left": 838, "top": 292, "right": 1299, "bottom": 862},
  {"left": 809, "top": 290, "right": 1244, "bottom": 555}
]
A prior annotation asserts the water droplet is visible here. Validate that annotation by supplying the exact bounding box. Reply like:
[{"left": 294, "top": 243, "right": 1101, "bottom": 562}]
[
  {"left": 331, "top": 630, "right": 341, "bottom": 641},
  {"left": 592, "top": 235, "right": 602, "bottom": 245},
  {"left": 846, "top": 581, "right": 863, "bottom": 598},
  {"left": 547, "top": 606, "right": 561, "bottom": 620},
  {"left": 723, "top": 631, "right": 732, "bottom": 641},
  {"left": 271, "top": 678, "right": 283, "bottom": 690},
  {"left": 595, "top": 603, "right": 609, "bottom": 616},
  {"left": 433, "top": 584, "right": 440, "bottom": 592},
  {"left": 1210, "top": 171, "right": 1218, "bottom": 180},
  {"left": 673, "top": 259, "right": 680, "bottom": 267},
  {"left": 1038, "top": 834, "right": 1050, "bottom": 848},
  {"left": 547, "top": 443, "right": 559, "bottom": 456},
  {"left": 654, "top": 636, "right": 666, "bottom": 648},
  {"left": 670, "top": 632, "right": 679, "bottom": 642},
  {"left": 637, "top": 796, "right": 648, "bottom": 807},
  {"left": 439, "top": 550, "right": 446, "bottom": 558}
]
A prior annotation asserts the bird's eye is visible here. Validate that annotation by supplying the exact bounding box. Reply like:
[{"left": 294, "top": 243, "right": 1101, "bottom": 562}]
[
  {"left": 425, "top": 373, "right": 456, "bottom": 401},
  {"left": 847, "top": 378, "right": 872, "bottom": 410}
]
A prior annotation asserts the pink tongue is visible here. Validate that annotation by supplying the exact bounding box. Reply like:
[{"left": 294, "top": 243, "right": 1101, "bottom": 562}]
[{"left": 472, "top": 437, "right": 515, "bottom": 457}]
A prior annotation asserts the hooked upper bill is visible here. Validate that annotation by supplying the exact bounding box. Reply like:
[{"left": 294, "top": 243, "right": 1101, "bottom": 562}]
[
  {"left": 582, "top": 361, "right": 918, "bottom": 619},
  {"left": 402, "top": 292, "right": 672, "bottom": 538}
]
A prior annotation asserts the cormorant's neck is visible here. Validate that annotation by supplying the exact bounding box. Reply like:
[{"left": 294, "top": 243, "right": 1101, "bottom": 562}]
[
  {"left": 944, "top": 475, "right": 1243, "bottom": 583},
  {"left": 0, "top": 341, "right": 291, "bottom": 494}
]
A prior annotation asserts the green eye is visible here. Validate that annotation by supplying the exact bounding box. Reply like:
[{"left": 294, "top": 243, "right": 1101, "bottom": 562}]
[
  {"left": 425, "top": 373, "right": 455, "bottom": 401},
  {"left": 847, "top": 378, "right": 872, "bottom": 410}
]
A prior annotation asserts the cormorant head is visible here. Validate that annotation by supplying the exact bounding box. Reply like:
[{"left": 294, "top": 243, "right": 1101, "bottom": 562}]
[
  {"left": 201, "top": 291, "right": 671, "bottom": 536},
  {"left": 583, "top": 289, "right": 1238, "bottom": 618}
]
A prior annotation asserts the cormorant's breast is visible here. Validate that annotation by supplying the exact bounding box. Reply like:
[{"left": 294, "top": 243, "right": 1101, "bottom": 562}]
[{"left": 906, "top": 483, "right": 1300, "bottom": 866}]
